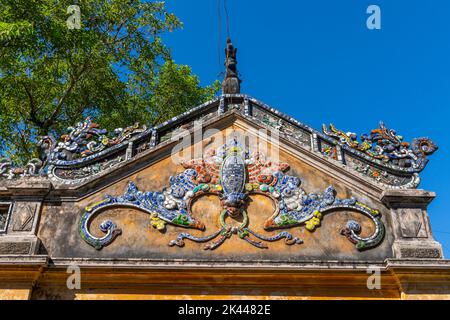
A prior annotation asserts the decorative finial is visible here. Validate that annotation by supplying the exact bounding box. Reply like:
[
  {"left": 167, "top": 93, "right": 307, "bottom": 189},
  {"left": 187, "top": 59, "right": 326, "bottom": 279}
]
[{"left": 222, "top": 38, "right": 241, "bottom": 94}]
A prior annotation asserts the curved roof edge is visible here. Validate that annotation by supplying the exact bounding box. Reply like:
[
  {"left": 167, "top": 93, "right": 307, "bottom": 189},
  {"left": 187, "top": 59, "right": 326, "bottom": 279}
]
[{"left": 0, "top": 94, "right": 437, "bottom": 190}]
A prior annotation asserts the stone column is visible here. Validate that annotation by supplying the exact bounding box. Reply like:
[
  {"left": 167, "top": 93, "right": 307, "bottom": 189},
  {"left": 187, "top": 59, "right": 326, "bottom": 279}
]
[{"left": 381, "top": 189, "right": 443, "bottom": 259}]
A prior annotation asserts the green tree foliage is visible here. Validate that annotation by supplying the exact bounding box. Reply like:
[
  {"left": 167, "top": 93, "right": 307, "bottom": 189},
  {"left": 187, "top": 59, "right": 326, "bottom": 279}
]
[{"left": 0, "top": 0, "right": 220, "bottom": 163}]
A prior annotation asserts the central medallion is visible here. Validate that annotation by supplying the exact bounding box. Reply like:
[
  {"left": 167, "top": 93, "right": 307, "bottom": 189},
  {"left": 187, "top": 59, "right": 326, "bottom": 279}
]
[{"left": 220, "top": 144, "right": 247, "bottom": 218}]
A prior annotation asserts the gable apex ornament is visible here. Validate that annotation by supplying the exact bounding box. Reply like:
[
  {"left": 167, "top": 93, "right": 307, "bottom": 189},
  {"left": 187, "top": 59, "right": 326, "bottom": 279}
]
[{"left": 222, "top": 38, "right": 241, "bottom": 94}]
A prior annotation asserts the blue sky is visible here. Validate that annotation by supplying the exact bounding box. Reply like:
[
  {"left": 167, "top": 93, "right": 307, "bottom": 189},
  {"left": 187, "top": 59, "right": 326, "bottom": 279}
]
[{"left": 162, "top": 0, "right": 450, "bottom": 256}]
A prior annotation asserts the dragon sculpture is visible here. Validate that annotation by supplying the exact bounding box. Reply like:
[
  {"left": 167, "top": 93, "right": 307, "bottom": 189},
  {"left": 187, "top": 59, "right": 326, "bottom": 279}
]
[{"left": 322, "top": 122, "right": 437, "bottom": 171}]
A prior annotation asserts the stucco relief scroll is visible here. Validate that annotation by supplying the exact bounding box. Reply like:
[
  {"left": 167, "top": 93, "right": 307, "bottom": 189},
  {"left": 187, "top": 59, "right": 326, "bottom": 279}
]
[{"left": 80, "top": 139, "right": 385, "bottom": 251}]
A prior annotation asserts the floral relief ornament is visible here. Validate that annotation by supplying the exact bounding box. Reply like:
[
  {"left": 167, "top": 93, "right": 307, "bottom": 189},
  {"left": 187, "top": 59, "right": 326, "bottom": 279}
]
[{"left": 80, "top": 139, "right": 385, "bottom": 251}]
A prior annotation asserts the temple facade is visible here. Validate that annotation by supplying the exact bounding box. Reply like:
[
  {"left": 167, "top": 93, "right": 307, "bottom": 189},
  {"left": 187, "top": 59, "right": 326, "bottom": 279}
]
[{"left": 0, "top": 41, "right": 449, "bottom": 300}]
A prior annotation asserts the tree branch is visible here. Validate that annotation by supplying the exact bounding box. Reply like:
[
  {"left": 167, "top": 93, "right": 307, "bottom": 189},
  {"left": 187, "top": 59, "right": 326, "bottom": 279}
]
[
  {"left": 42, "top": 62, "right": 89, "bottom": 129},
  {"left": 21, "top": 82, "right": 45, "bottom": 127}
]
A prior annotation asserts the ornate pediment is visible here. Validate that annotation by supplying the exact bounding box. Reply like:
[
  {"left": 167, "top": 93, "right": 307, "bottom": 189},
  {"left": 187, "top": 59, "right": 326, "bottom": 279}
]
[{"left": 0, "top": 94, "right": 439, "bottom": 261}]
